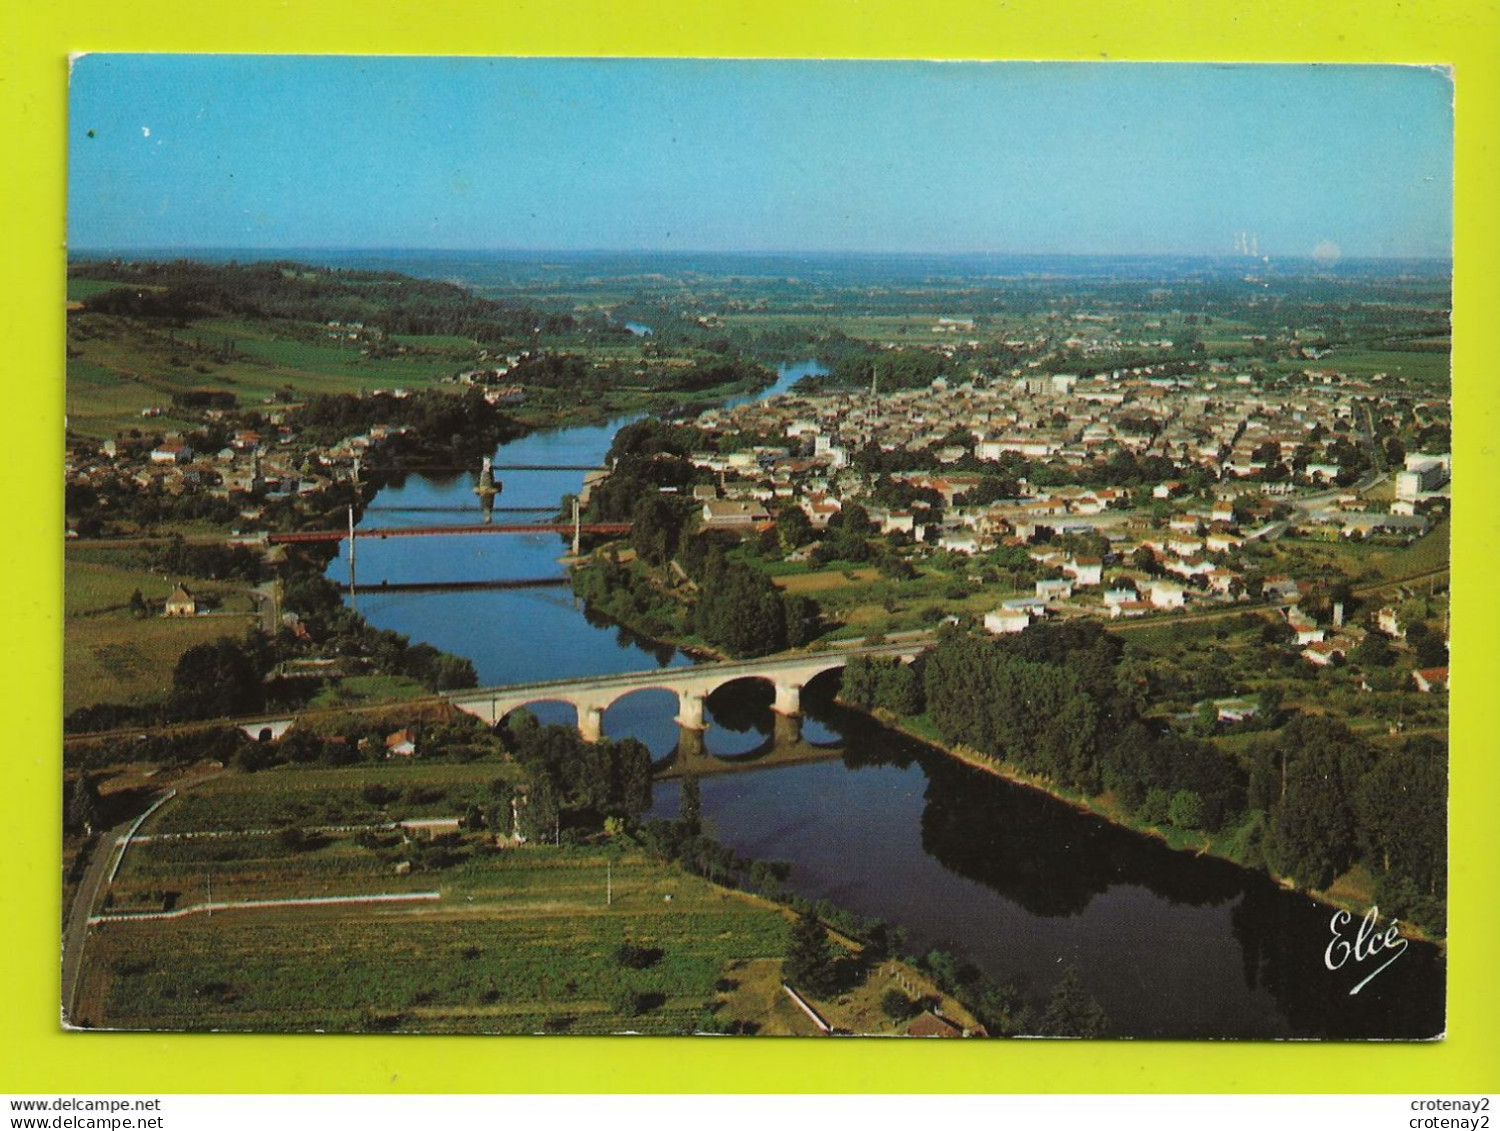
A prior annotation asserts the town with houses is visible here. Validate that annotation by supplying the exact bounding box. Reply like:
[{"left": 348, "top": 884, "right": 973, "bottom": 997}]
[{"left": 671, "top": 360, "right": 1449, "bottom": 689}]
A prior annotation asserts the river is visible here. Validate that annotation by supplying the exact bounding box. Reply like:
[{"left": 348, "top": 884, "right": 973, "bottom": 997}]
[{"left": 331, "top": 358, "right": 1445, "bottom": 1040}]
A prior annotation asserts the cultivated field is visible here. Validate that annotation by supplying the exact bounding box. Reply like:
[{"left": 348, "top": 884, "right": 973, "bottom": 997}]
[
  {"left": 143, "top": 762, "right": 523, "bottom": 835},
  {"left": 64, "top": 552, "right": 259, "bottom": 714},
  {"left": 81, "top": 844, "right": 794, "bottom": 1035}
]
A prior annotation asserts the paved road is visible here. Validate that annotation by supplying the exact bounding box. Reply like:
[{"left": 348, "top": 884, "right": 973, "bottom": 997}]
[
  {"left": 60, "top": 816, "right": 134, "bottom": 1027},
  {"left": 60, "top": 770, "right": 221, "bottom": 1026}
]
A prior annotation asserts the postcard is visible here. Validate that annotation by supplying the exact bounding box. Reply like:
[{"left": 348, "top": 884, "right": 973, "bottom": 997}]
[{"left": 62, "top": 56, "right": 1450, "bottom": 1040}]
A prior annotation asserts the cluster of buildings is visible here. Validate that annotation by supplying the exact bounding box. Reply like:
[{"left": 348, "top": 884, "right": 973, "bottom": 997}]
[
  {"left": 64, "top": 408, "right": 414, "bottom": 535},
  {"left": 693, "top": 363, "right": 1431, "bottom": 487},
  {"left": 652, "top": 364, "right": 1449, "bottom": 654}
]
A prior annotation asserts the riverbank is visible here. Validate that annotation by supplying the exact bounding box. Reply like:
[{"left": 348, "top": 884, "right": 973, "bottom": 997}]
[
  {"left": 865, "top": 708, "right": 1445, "bottom": 947},
  {"left": 552, "top": 546, "right": 1447, "bottom": 951}
]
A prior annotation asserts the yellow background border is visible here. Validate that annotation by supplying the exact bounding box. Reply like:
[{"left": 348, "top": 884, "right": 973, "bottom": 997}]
[{"left": 4, "top": 0, "right": 1495, "bottom": 1094}]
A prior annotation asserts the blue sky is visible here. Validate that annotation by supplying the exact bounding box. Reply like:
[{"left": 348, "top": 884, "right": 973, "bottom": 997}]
[{"left": 67, "top": 57, "right": 1453, "bottom": 258}]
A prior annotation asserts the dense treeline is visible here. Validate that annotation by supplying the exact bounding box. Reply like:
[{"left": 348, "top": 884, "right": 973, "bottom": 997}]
[
  {"left": 70, "top": 259, "right": 577, "bottom": 341},
  {"left": 683, "top": 543, "right": 819, "bottom": 657},
  {"left": 294, "top": 387, "right": 525, "bottom": 462},
  {"left": 1244, "top": 721, "right": 1446, "bottom": 929},
  {"left": 65, "top": 476, "right": 243, "bottom": 538},
  {"left": 923, "top": 624, "right": 1170, "bottom": 800},
  {"left": 582, "top": 419, "right": 709, "bottom": 523},
  {"left": 806, "top": 348, "right": 957, "bottom": 392},
  {"left": 575, "top": 418, "right": 821, "bottom": 657},
  {"left": 858, "top": 621, "right": 1444, "bottom": 931},
  {"left": 573, "top": 534, "right": 820, "bottom": 659},
  {"left": 839, "top": 655, "right": 923, "bottom": 716},
  {"left": 501, "top": 714, "right": 653, "bottom": 837},
  {"left": 508, "top": 353, "right": 773, "bottom": 396},
  {"left": 149, "top": 536, "right": 267, "bottom": 583}
]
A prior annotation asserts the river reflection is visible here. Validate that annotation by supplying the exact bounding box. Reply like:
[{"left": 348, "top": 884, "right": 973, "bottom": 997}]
[{"left": 643, "top": 681, "right": 1444, "bottom": 1040}]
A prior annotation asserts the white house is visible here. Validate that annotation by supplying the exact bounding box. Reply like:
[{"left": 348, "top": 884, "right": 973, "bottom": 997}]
[
  {"left": 1148, "top": 581, "right": 1186, "bottom": 609},
  {"left": 1064, "top": 556, "right": 1103, "bottom": 586},
  {"left": 1377, "top": 607, "right": 1406, "bottom": 639},
  {"left": 983, "top": 608, "right": 1031, "bottom": 635},
  {"left": 1035, "top": 578, "right": 1073, "bottom": 601}
]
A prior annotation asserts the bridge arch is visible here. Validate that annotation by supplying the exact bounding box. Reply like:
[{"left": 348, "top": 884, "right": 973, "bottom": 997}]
[
  {"left": 495, "top": 699, "right": 580, "bottom": 733},
  {"left": 801, "top": 665, "right": 846, "bottom": 697},
  {"left": 592, "top": 680, "right": 696, "bottom": 716},
  {"left": 599, "top": 688, "right": 682, "bottom": 757},
  {"left": 238, "top": 718, "right": 293, "bottom": 743},
  {"left": 701, "top": 676, "right": 777, "bottom": 756}
]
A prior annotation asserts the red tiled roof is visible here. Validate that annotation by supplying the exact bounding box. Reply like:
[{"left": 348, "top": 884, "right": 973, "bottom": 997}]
[{"left": 904, "top": 1011, "right": 964, "bottom": 1038}]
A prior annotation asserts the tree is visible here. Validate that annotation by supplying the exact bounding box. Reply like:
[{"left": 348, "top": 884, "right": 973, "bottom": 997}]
[
  {"left": 1405, "top": 621, "right": 1449, "bottom": 669},
  {"left": 1137, "top": 789, "right": 1171, "bottom": 826},
  {"left": 1270, "top": 716, "right": 1374, "bottom": 890},
  {"left": 64, "top": 775, "right": 100, "bottom": 836},
  {"left": 630, "top": 494, "right": 686, "bottom": 568},
  {"left": 1356, "top": 737, "right": 1447, "bottom": 898},
  {"left": 517, "top": 778, "right": 559, "bottom": 843},
  {"left": 1168, "top": 789, "right": 1205, "bottom": 830},
  {"left": 783, "top": 594, "right": 821, "bottom": 648},
  {"left": 1037, "top": 967, "right": 1108, "bottom": 1038},
  {"left": 881, "top": 989, "right": 919, "bottom": 1022},
  {"left": 878, "top": 661, "right": 925, "bottom": 716},
  {"left": 1353, "top": 631, "right": 1395, "bottom": 669},
  {"left": 775, "top": 506, "right": 814, "bottom": 552},
  {"left": 611, "top": 738, "right": 654, "bottom": 816},
  {"left": 168, "top": 637, "right": 265, "bottom": 719},
  {"left": 783, "top": 908, "right": 840, "bottom": 997},
  {"left": 128, "top": 589, "right": 148, "bottom": 619}
]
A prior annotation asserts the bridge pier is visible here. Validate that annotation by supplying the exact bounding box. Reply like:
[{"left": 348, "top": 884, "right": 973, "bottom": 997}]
[
  {"left": 579, "top": 705, "right": 604, "bottom": 743},
  {"left": 675, "top": 690, "right": 707, "bottom": 731},
  {"left": 772, "top": 679, "right": 802, "bottom": 717}
]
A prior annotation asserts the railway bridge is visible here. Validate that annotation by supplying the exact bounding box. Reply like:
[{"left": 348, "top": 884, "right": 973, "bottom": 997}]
[{"left": 442, "top": 642, "right": 921, "bottom": 742}]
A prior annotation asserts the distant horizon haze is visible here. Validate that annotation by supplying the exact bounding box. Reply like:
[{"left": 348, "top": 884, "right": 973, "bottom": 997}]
[{"left": 68, "top": 245, "right": 1453, "bottom": 262}]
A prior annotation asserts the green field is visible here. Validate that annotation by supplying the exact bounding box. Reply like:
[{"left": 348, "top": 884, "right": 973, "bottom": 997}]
[
  {"left": 84, "top": 844, "right": 793, "bottom": 1035},
  {"left": 65, "top": 313, "right": 461, "bottom": 438},
  {"left": 65, "top": 615, "right": 257, "bottom": 716},
  {"left": 1277, "top": 518, "right": 1450, "bottom": 585},
  {"left": 144, "top": 762, "right": 523, "bottom": 835},
  {"left": 1272, "top": 346, "right": 1450, "bottom": 388},
  {"left": 67, "top": 278, "right": 165, "bottom": 302},
  {"left": 306, "top": 674, "right": 432, "bottom": 709},
  {"left": 64, "top": 552, "right": 260, "bottom": 714},
  {"left": 66, "top": 553, "right": 255, "bottom": 617}
]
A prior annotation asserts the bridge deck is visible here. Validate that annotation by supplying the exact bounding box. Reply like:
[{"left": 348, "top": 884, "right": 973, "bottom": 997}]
[
  {"left": 269, "top": 522, "right": 631, "bottom": 544},
  {"left": 444, "top": 642, "right": 921, "bottom": 703}
]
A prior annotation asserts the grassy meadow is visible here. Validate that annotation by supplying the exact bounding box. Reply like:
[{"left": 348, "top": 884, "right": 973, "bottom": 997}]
[{"left": 64, "top": 549, "right": 259, "bottom": 715}]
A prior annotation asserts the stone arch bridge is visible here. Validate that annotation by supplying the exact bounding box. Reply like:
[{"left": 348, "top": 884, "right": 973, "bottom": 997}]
[{"left": 442, "top": 642, "right": 921, "bottom": 742}]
